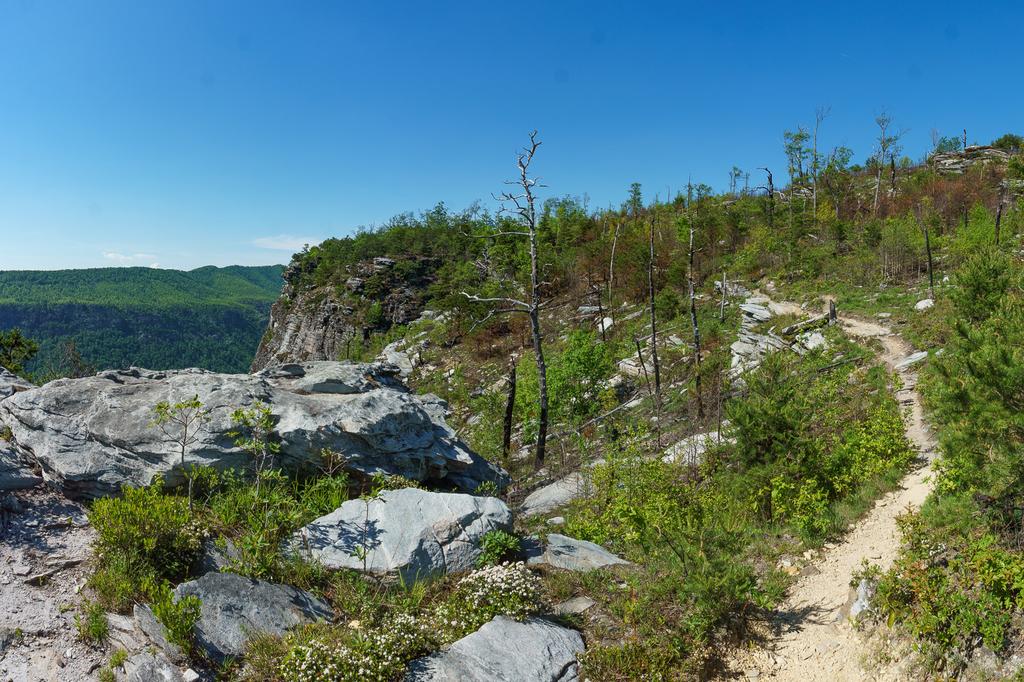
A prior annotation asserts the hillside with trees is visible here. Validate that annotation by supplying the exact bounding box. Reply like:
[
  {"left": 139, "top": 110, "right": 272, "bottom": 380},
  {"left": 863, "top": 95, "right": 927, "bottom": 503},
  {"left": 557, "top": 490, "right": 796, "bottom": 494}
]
[
  {"left": 5, "top": 121, "right": 1024, "bottom": 681},
  {"left": 242, "top": 122, "right": 1024, "bottom": 678},
  {"left": 0, "top": 265, "right": 283, "bottom": 376}
]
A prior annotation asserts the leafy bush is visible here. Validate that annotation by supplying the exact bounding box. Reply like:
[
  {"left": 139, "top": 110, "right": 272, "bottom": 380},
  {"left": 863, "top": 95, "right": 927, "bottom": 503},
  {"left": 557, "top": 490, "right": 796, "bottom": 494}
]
[
  {"left": 876, "top": 511, "right": 1024, "bottom": 671},
  {"left": 208, "top": 470, "right": 305, "bottom": 581},
  {"left": 931, "top": 294, "right": 1024, "bottom": 498},
  {"left": 149, "top": 581, "right": 202, "bottom": 652},
  {"left": 88, "top": 554, "right": 150, "bottom": 613},
  {"left": 548, "top": 330, "right": 617, "bottom": 422},
  {"left": 89, "top": 478, "right": 206, "bottom": 607},
  {"left": 476, "top": 530, "right": 521, "bottom": 567},
  {"left": 873, "top": 255, "right": 1024, "bottom": 672}
]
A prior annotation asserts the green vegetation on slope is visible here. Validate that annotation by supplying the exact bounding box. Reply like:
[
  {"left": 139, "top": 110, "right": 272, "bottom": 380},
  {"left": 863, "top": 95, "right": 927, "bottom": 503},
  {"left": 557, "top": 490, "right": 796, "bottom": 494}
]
[
  {"left": 63, "top": 127, "right": 1024, "bottom": 679},
  {"left": 872, "top": 251, "right": 1024, "bottom": 676},
  {"left": 0, "top": 265, "right": 283, "bottom": 375}
]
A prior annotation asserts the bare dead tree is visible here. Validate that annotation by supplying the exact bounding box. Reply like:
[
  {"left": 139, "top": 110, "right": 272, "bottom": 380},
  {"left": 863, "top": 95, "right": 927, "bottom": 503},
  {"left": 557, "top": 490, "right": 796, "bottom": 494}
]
[
  {"left": 634, "top": 337, "right": 652, "bottom": 396},
  {"left": 647, "top": 216, "right": 662, "bottom": 396},
  {"left": 586, "top": 272, "right": 607, "bottom": 342},
  {"left": 995, "top": 191, "right": 1006, "bottom": 245},
  {"left": 719, "top": 268, "right": 727, "bottom": 322},
  {"left": 687, "top": 208, "right": 705, "bottom": 420},
  {"left": 872, "top": 113, "right": 903, "bottom": 216},
  {"left": 914, "top": 207, "right": 936, "bottom": 299},
  {"left": 462, "top": 131, "right": 550, "bottom": 466},
  {"left": 608, "top": 221, "right": 621, "bottom": 305},
  {"left": 502, "top": 358, "right": 517, "bottom": 459},
  {"left": 759, "top": 167, "right": 775, "bottom": 227},
  {"left": 812, "top": 106, "right": 830, "bottom": 226}
]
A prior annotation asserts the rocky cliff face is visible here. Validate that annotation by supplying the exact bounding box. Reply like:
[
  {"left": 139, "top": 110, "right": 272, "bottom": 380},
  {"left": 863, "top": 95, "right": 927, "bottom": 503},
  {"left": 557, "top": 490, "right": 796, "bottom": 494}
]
[
  {"left": 251, "top": 256, "right": 429, "bottom": 371},
  {"left": 929, "top": 145, "right": 1011, "bottom": 174}
]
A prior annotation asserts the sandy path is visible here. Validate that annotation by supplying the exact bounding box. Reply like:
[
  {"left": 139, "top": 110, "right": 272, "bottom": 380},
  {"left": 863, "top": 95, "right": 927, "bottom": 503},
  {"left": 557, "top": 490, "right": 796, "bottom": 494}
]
[{"left": 729, "top": 316, "right": 937, "bottom": 681}]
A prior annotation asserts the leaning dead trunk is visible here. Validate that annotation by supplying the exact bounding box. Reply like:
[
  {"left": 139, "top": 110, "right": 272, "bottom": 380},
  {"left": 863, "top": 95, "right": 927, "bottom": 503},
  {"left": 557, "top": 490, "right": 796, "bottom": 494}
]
[
  {"left": 528, "top": 229, "right": 549, "bottom": 466},
  {"left": 687, "top": 217, "right": 704, "bottom": 420},
  {"left": 647, "top": 217, "right": 661, "bottom": 396}
]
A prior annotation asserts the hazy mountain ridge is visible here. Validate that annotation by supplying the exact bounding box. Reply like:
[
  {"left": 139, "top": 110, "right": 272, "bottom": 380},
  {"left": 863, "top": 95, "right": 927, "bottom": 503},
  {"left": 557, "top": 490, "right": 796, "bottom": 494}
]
[{"left": 0, "top": 265, "right": 284, "bottom": 374}]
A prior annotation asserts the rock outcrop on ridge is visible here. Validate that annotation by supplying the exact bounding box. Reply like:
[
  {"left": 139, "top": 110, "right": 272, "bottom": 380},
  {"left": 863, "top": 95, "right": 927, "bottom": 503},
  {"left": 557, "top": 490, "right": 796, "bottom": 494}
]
[{"left": 0, "top": 360, "right": 508, "bottom": 500}]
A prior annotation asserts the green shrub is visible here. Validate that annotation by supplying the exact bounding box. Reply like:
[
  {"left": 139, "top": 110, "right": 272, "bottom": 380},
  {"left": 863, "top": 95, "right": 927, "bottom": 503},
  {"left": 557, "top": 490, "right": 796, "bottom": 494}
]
[
  {"left": 369, "top": 473, "right": 421, "bottom": 495},
  {"left": 476, "top": 530, "right": 521, "bottom": 567},
  {"left": 91, "top": 478, "right": 205, "bottom": 580},
  {"left": 298, "top": 472, "right": 350, "bottom": 519},
  {"left": 75, "top": 599, "right": 109, "bottom": 644},
  {"left": 88, "top": 554, "right": 153, "bottom": 612},
  {"left": 89, "top": 478, "right": 206, "bottom": 606},
  {"left": 728, "top": 351, "right": 817, "bottom": 469},
  {"left": 950, "top": 248, "right": 1014, "bottom": 324},
  {"left": 876, "top": 512, "right": 1024, "bottom": 671},
  {"left": 824, "top": 402, "right": 914, "bottom": 498},
  {"left": 109, "top": 648, "right": 129, "bottom": 668},
  {"left": 149, "top": 581, "right": 202, "bottom": 652},
  {"left": 208, "top": 470, "right": 304, "bottom": 581}
]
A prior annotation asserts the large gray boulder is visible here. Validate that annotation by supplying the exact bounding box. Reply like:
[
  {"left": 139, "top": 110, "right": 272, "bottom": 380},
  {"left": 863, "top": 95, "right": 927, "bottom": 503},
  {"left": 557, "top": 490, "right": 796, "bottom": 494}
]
[
  {"left": 520, "top": 472, "right": 588, "bottom": 518},
  {"left": 0, "top": 368, "right": 33, "bottom": 401},
  {"left": 292, "top": 487, "right": 512, "bottom": 581},
  {"left": 525, "top": 534, "right": 630, "bottom": 572},
  {"left": 0, "top": 443, "right": 42, "bottom": 491},
  {"left": 172, "top": 572, "right": 333, "bottom": 665},
  {"left": 405, "top": 616, "right": 584, "bottom": 681},
  {"left": 0, "top": 361, "right": 508, "bottom": 499}
]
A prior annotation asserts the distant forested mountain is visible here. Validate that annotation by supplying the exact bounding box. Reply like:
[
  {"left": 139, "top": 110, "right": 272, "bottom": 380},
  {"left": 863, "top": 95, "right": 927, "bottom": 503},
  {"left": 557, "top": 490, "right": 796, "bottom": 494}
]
[{"left": 0, "top": 265, "right": 284, "bottom": 375}]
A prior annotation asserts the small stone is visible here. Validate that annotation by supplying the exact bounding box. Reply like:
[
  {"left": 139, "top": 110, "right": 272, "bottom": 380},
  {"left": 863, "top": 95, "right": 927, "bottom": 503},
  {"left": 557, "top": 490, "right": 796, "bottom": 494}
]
[
  {"left": 914, "top": 298, "right": 934, "bottom": 311},
  {"left": 552, "top": 596, "right": 597, "bottom": 616},
  {"left": 546, "top": 516, "right": 565, "bottom": 526}
]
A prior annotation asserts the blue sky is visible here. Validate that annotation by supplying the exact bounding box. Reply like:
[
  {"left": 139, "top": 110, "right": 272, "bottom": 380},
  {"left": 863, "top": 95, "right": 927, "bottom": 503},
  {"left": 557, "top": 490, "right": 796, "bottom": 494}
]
[{"left": 1, "top": 1, "right": 1020, "bottom": 270}]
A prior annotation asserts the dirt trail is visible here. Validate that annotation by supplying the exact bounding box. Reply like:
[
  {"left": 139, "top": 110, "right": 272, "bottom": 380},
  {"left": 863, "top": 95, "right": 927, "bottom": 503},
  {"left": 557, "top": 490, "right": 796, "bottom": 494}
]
[{"left": 729, "top": 315, "right": 937, "bottom": 681}]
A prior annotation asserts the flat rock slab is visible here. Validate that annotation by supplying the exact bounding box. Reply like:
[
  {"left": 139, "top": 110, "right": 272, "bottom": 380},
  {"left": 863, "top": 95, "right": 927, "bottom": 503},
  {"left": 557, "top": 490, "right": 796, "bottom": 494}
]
[
  {"left": 0, "top": 443, "right": 42, "bottom": 491},
  {"left": 0, "top": 361, "right": 507, "bottom": 500},
  {"left": 526, "top": 533, "right": 630, "bottom": 572},
  {"left": 739, "top": 303, "right": 772, "bottom": 322},
  {"left": 520, "top": 472, "right": 587, "bottom": 518},
  {"left": 405, "top": 616, "right": 584, "bottom": 681},
  {"left": 172, "top": 572, "right": 333, "bottom": 665},
  {"left": 894, "top": 351, "right": 928, "bottom": 371},
  {"left": 292, "top": 487, "right": 513, "bottom": 581}
]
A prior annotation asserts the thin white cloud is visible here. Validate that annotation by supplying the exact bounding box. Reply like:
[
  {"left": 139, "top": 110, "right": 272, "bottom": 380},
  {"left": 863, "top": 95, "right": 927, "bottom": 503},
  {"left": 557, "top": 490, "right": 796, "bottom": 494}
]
[
  {"left": 253, "top": 235, "right": 320, "bottom": 251},
  {"left": 102, "top": 251, "right": 158, "bottom": 265}
]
